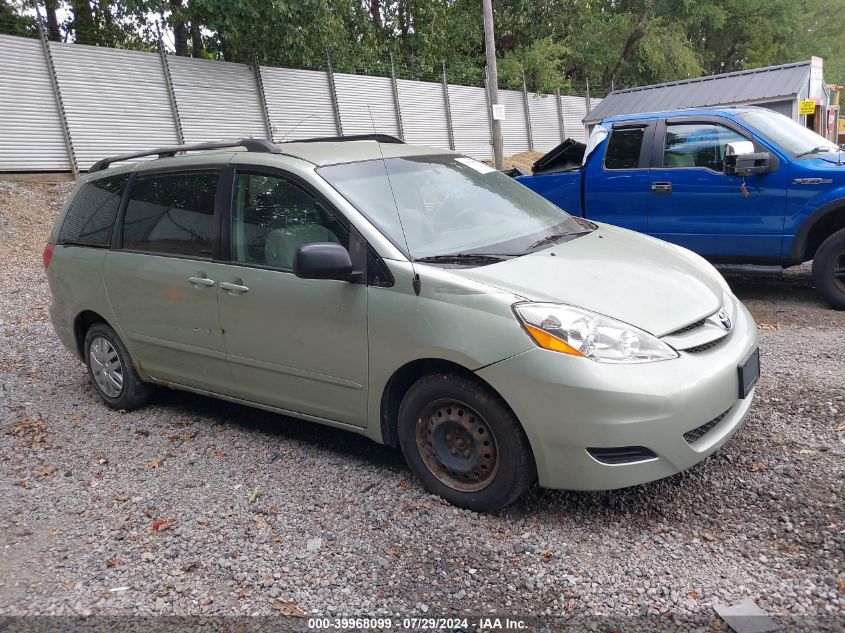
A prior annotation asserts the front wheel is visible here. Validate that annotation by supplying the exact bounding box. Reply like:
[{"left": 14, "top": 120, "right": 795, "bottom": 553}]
[
  {"left": 398, "top": 373, "right": 536, "bottom": 512},
  {"left": 812, "top": 228, "right": 845, "bottom": 310},
  {"left": 84, "top": 322, "right": 154, "bottom": 410}
]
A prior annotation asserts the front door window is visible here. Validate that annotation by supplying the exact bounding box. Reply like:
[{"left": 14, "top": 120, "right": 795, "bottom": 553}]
[{"left": 231, "top": 173, "right": 348, "bottom": 269}]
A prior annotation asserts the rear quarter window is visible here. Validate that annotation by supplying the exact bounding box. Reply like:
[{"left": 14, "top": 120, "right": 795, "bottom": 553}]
[
  {"left": 604, "top": 127, "right": 645, "bottom": 170},
  {"left": 58, "top": 174, "right": 129, "bottom": 247}
]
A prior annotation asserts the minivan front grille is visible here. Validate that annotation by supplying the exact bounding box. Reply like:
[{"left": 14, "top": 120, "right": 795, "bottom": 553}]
[
  {"left": 683, "top": 408, "right": 731, "bottom": 445},
  {"left": 682, "top": 335, "right": 728, "bottom": 353},
  {"left": 587, "top": 446, "right": 657, "bottom": 465},
  {"left": 667, "top": 319, "right": 706, "bottom": 336}
]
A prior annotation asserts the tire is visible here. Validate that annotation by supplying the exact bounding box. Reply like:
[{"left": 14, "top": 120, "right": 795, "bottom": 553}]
[
  {"left": 812, "top": 228, "right": 845, "bottom": 310},
  {"left": 398, "top": 372, "right": 536, "bottom": 512},
  {"left": 83, "top": 322, "right": 154, "bottom": 410}
]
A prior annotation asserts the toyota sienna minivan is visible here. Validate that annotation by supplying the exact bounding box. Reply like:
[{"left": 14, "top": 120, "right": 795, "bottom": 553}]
[{"left": 45, "top": 136, "right": 760, "bottom": 512}]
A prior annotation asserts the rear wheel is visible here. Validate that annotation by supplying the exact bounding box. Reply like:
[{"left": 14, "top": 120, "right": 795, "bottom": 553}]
[
  {"left": 398, "top": 373, "right": 535, "bottom": 512},
  {"left": 812, "top": 228, "right": 845, "bottom": 310},
  {"left": 84, "top": 322, "right": 153, "bottom": 410}
]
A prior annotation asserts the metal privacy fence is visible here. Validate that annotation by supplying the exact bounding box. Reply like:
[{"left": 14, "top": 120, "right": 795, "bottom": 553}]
[{"left": 0, "top": 33, "right": 599, "bottom": 176}]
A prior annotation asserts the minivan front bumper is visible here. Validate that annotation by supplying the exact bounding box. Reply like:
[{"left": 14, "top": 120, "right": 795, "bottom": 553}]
[{"left": 475, "top": 298, "right": 758, "bottom": 491}]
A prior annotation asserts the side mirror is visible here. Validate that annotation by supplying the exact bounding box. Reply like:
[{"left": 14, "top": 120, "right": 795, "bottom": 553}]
[
  {"left": 293, "top": 243, "right": 353, "bottom": 281},
  {"left": 724, "top": 141, "right": 774, "bottom": 176}
]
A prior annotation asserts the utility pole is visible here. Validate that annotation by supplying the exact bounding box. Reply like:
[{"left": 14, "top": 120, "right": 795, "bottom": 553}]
[{"left": 482, "top": 0, "right": 504, "bottom": 169}]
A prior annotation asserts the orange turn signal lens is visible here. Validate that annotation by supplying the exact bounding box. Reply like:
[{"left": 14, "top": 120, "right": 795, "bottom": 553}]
[{"left": 523, "top": 324, "right": 585, "bottom": 357}]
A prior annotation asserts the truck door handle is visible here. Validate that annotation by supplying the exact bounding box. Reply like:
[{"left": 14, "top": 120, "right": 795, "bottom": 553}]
[
  {"left": 220, "top": 281, "right": 250, "bottom": 295},
  {"left": 188, "top": 276, "right": 215, "bottom": 288},
  {"left": 651, "top": 182, "right": 672, "bottom": 195}
]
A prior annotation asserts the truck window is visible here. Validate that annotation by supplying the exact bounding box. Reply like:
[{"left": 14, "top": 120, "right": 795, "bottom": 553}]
[
  {"left": 604, "top": 128, "right": 645, "bottom": 170},
  {"left": 664, "top": 123, "right": 746, "bottom": 171}
]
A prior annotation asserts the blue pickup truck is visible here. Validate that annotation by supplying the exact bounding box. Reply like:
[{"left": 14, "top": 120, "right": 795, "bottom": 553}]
[{"left": 515, "top": 106, "right": 845, "bottom": 308}]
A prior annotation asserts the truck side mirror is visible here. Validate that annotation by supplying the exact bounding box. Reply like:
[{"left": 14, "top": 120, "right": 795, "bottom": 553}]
[{"left": 724, "top": 141, "right": 774, "bottom": 176}]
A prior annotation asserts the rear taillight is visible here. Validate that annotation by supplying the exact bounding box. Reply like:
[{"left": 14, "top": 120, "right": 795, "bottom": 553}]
[{"left": 42, "top": 243, "right": 55, "bottom": 270}]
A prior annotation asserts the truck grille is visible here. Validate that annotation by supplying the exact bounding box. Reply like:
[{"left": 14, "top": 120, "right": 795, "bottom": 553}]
[{"left": 683, "top": 408, "right": 731, "bottom": 445}]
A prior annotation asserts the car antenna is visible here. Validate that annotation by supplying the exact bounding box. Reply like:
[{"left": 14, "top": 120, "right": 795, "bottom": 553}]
[
  {"left": 366, "top": 106, "right": 421, "bottom": 296},
  {"left": 279, "top": 114, "right": 320, "bottom": 143}
]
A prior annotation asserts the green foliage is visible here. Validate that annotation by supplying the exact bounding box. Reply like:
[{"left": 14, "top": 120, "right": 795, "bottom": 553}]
[{"left": 4, "top": 0, "right": 844, "bottom": 90}]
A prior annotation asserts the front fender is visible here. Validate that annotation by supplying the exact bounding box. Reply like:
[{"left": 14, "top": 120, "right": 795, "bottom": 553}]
[{"left": 786, "top": 189, "right": 845, "bottom": 261}]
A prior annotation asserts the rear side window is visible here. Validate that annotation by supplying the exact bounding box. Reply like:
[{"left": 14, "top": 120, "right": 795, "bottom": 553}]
[
  {"left": 122, "top": 172, "right": 218, "bottom": 258},
  {"left": 58, "top": 174, "right": 129, "bottom": 246},
  {"left": 604, "top": 127, "right": 645, "bottom": 169}
]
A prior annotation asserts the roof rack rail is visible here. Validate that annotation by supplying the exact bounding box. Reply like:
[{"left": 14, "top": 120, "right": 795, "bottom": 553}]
[
  {"left": 88, "top": 138, "right": 280, "bottom": 173},
  {"left": 289, "top": 134, "right": 404, "bottom": 145}
]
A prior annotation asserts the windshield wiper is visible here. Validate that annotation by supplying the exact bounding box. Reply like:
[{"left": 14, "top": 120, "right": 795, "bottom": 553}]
[
  {"left": 527, "top": 230, "right": 590, "bottom": 251},
  {"left": 414, "top": 253, "right": 506, "bottom": 264},
  {"left": 795, "top": 146, "right": 834, "bottom": 159}
]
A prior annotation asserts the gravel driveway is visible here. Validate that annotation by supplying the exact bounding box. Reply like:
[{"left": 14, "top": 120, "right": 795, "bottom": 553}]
[{"left": 1, "top": 182, "right": 843, "bottom": 627}]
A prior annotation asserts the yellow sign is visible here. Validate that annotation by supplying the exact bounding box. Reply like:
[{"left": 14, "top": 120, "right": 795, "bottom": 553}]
[{"left": 799, "top": 99, "right": 816, "bottom": 115}]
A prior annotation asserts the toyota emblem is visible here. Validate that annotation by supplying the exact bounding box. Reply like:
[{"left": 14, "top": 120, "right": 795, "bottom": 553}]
[{"left": 718, "top": 309, "right": 732, "bottom": 330}]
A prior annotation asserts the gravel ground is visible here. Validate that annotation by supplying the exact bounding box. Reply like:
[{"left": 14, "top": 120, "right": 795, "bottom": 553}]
[{"left": 0, "top": 181, "right": 843, "bottom": 627}]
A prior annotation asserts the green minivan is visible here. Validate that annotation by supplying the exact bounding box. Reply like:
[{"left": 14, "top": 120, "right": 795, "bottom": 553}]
[{"left": 45, "top": 136, "right": 759, "bottom": 512}]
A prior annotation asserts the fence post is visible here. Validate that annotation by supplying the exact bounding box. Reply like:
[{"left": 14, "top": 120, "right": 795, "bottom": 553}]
[
  {"left": 585, "top": 79, "right": 591, "bottom": 141},
  {"left": 521, "top": 68, "right": 533, "bottom": 151},
  {"left": 555, "top": 87, "right": 566, "bottom": 141},
  {"left": 38, "top": 20, "right": 78, "bottom": 178},
  {"left": 158, "top": 39, "right": 184, "bottom": 145},
  {"left": 389, "top": 52, "right": 404, "bottom": 140},
  {"left": 441, "top": 61, "right": 455, "bottom": 150},
  {"left": 252, "top": 55, "right": 273, "bottom": 140},
  {"left": 325, "top": 48, "right": 343, "bottom": 136}
]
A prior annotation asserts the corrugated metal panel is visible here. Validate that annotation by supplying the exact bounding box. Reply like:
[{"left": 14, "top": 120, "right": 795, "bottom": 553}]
[
  {"left": 334, "top": 73, "right": 399, "bottom": 137},
  {"left": 585, "top": 61, "right": 811, "bottom": 124},
  {"left": 448, "top": 84, "right": 492, "bottom": 160},
  {"left": 0, "top": 35, "right": 70, "bottom": 171},
  {"left": 759, "top": 99, "right": 793, "bottom": 117},
  {"left": 527, "top": 93, "right": 562, "bottom": 152},
  {"left": 261, "top": 67, "right": 338, "bottom": 141},
  {"left": 561, "top": 96, "right": 587, "bottom": 142},
  {"left": 50, "top": 42, "right": 178, "bottom": 170},
  {"left": 396, "top": 79, "right": 450, "bottom": 149},
  {"left": 499, "top": 89, "right": 529, "bottom": 156},
  {"left": 168, "top": 56, "right": 267, "bottom": 143}
]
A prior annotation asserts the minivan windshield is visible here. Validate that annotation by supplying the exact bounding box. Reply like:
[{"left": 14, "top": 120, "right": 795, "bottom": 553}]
[
  {"left": 737, "top": 109, "right": 839, "bottom": 157},
  {"left": 318, "top": 155, "right": 588, "bottom": 261}
]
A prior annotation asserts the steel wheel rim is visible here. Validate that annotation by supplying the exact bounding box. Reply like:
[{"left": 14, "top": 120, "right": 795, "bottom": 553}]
[
  {"left": 89, "top": 336, "right": 124, "bottom": 398},
  {"left": 833, "top": 251, "right": 845, "bottom": 289},
  {"left": 415, "top": 398, "right": 500, "bottom": 492}
]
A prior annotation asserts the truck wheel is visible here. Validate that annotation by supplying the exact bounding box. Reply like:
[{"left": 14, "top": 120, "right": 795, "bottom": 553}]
[
  {"left": 398, "top": 373, "right": 536, "bottom": 512},
  {"left": 84, "top": 322, "right": 154, "bottom": 410},
  {"left": 812, "top": 228, "right": 845, "bottom": 310}
]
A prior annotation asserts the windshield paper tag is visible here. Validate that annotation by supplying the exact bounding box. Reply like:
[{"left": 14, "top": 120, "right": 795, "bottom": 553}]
[{"left": 455, "top": 157, "right": 497, "bottom": 174}]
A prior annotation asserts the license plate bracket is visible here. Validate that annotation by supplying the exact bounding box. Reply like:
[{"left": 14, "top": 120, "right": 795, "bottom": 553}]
[{"left": 738, "top": 346, "right": 760, "bottom": 399}]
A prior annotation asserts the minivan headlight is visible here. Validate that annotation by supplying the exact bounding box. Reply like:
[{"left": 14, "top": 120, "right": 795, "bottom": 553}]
[{"left": 513, "top": 302, "right": 678, "bottom": 363}]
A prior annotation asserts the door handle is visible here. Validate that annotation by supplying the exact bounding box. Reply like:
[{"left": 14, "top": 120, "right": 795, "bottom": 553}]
[
  {"left": 651, "top": 182, "right": 672, "bottom": 195},
  {"left": 188, "top": 276, "right": 215, "bottom": 287},
  {"left": 220, "top": 281, "right": 250, "bottom": 295}
]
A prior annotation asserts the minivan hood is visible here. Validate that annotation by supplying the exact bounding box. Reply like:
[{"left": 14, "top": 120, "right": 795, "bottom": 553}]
[{"left": 449, "top": 225, "right": 723, "bottom": 337}]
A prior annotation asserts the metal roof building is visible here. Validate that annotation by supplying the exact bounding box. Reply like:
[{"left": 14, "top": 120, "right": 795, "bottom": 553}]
[{"left": 585, "top": 59, "right": 829, "bottom": 126}]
